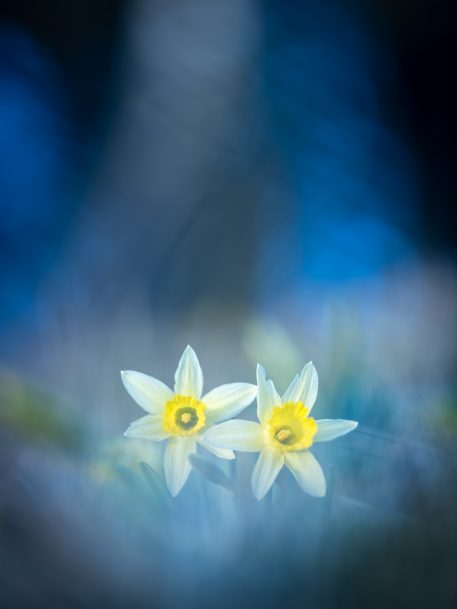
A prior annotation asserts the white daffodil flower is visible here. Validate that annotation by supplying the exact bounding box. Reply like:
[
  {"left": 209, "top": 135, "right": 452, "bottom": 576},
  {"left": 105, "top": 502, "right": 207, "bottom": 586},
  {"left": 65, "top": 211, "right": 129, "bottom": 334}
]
[
  {"left": 203, "top": 363, "right": 358, "bottom": 500},
  {"left": 121, "top": 346, "right": 257, "bottom": 497}
]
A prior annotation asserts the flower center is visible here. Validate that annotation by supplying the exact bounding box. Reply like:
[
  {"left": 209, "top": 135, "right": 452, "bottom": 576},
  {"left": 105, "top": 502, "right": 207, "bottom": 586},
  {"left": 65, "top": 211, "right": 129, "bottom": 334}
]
[
  {"left": 266, "top": 401, "right": 317, "bottom": 452},
  {"left": 163, "top": 395, "right": 206, "bottom": 436},
  {"left": 275, "top": 427, "right": 294, "bottom": 444}
]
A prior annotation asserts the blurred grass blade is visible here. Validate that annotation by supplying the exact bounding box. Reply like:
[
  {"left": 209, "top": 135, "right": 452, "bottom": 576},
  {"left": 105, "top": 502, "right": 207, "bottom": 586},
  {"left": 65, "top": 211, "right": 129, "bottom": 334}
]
[
  {"left": 0, "top": 369, "right": 87, "bottom": 453},
  {"left": 188, "top": 453, "right": 233, "bottom": 490},
  {"left": 139, "top": 461, "right": 171, "bottom": 502}
]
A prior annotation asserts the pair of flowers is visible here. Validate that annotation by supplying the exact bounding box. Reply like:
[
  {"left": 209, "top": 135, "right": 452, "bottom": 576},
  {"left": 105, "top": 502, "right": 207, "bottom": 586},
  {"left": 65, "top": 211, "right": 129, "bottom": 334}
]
[{"left": 122, "top": 346, "right": 358, "bottom": 498}]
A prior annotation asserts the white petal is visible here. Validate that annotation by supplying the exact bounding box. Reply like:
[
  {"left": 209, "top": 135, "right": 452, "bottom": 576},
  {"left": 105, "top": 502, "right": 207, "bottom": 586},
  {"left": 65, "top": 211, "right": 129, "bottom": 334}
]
[
  {"left": 282, "top": 362, "right": 318, "bottom": 411},
  {"left": 256, "top": 364, "right": 281, "bottom": 424},
  {"left": 174, "top": 345, "right": 203, "bottom": 398},
  {"left": 124, "top": 414, "right": 169, "bottom": 441},
  {"left": 281, "top": 373, "right": 299, "bottom": 402},
  {"left": 198, "top": 437, "right": 235, "bottom": 460},
  {"left": 251, "top": 448, "right": 284, "bottom": 500},
  {"left": 164, "top": 437, "right": 196, "bottom": 497},
  {"left": 203, "top": 420, "right": 264, "bottom": 452},
  {"left": 203, "top": 382, "right": 257, "bottom": 423},
  {"left": 314, "top": 419, "right": 358, "bottom": 442},
  {"left": 121, "top": 370, "right": 172, "bottom": 414},
  {"left": 285, "top": 450, "right": 326, "bottom": 497}
]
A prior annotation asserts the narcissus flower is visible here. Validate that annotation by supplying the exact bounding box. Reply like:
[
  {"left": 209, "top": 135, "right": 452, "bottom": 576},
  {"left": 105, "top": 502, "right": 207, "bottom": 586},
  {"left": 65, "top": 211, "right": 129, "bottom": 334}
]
[
  {"left": 121, "top": 346, "right": 257, "bottom": 496},
  {"left": 203, "top": 363, "right": 358, "bottom": 500}
]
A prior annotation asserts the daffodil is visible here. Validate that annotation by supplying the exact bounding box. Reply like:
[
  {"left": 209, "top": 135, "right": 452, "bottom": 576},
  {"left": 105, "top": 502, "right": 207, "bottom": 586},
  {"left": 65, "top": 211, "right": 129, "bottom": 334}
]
[
  {"left": 121, "top": 346, "right": 257, "bottom": 496},
  {"left": 203, "top": 363, "right": 358, "bottom": 500}
]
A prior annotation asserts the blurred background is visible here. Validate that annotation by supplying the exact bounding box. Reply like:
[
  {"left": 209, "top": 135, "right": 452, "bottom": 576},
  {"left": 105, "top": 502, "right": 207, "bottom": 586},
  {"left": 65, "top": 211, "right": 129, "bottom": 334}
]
[{"left": 1, "top": 0, "right": 456, "bottom": 608}]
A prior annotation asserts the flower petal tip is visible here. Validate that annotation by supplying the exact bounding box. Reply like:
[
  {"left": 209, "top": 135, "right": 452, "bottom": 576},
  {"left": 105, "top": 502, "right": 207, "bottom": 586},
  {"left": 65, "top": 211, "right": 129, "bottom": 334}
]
[
  {"left": 181, "top": 344, "right": 196, "bottom": 359},
  {"left": 253, "top": 488, "right": 268, "bottom": 501},
  {"left": 344, "top": 420, "right": 359, "bottom": 433},
  {"left": 313, "top": 478, "right": 327, "bottom": 498},
  {"left": 348, "top": 422, "right": 359, "bottom": 436},
  {"left": 256, "top": 363, "right": 266, "bottom": 379}
]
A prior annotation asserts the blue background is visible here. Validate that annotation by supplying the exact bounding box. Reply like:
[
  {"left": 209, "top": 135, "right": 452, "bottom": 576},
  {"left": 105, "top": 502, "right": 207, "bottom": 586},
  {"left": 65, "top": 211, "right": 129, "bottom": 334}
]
[{"left": 1, "top": 2, "right": 456, "bottom": 608}]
